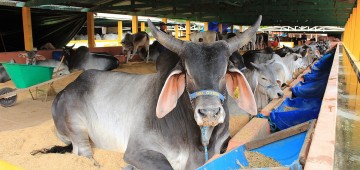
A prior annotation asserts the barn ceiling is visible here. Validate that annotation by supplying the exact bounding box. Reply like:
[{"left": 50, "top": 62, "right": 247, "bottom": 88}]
[{"left": 6, "top": 0, "right": 358, "bottom": 26}]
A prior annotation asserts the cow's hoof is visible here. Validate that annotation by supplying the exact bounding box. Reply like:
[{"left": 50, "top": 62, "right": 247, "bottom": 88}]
[{"left": 124, "top": 165, "right": 138, "bottom": 170}]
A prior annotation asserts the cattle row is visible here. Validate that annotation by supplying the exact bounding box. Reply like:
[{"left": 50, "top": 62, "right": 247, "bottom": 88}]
[{"left": 1, "top": 15, "right": 331, "bottom": 170}]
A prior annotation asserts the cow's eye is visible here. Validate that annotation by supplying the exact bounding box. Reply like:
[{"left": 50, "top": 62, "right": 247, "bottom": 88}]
[{"left": 262, "top": 77, "right": 267, "bottom": 80}]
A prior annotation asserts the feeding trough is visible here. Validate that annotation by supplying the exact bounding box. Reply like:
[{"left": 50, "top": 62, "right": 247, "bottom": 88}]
[{"left": 198, "top": 120, "right": 316, "bottom": 170}]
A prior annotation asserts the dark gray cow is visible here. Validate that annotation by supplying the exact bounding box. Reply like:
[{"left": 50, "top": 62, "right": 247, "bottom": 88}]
[
  {"left": 40, "top": 16, "right": 261, "bottom": 169},
  {"left": 0, "top": 59, "right": 16, "bottom": 83},
  {"left": 139, "top": 40, "right": 162, "bottom": 62},
  {"left": 63, "top": 46, "right": 119, "bottom": 71},
  {"left": 0, "top": 63, "right": 11, "bottom": 83}
]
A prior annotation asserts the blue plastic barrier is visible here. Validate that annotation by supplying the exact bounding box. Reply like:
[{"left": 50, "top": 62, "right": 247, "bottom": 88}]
[{"left": 270, "top": 98, "right": 322, "bottom": 130}]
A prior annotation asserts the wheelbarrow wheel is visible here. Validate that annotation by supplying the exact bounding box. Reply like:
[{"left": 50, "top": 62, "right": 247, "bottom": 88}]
[{"left": 0, "top": 87, "right": 17, "bottom": 107}]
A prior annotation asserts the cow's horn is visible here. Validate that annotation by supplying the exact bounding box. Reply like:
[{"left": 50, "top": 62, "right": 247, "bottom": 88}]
[
  {"left": 226, "top": 15, "right": 262, "bottom": 54},
  {"left": 147, "top": 19, "right": 184, "bottom": 55}
]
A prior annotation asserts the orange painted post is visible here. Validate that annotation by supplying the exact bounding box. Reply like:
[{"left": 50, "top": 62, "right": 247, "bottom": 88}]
[
  {"left": 186, "top": 20, "right": 190, "bottom": 41},
  {"left": 355, "top": 6, "right": 360, "bottom": 61},
  {"left": 118, "top": 21, "right": 123, "bottom": 45},
  {"left": 87, "top": 12, "right": 95, "bottom": 48},
  {"left": 204, "top": 22, "right": 208, "bottom": 31},
  {"left": 162, "top": 18, "right": 167, "bottom": 32},
  {"left": 351, "top": 10, "right": 357, "bottom": 52},
  {"left": 132, "top": 16, "right": 138, "bottom": 34},
  {"left": 218, "top": 23, "right": 222, "bottom": 34},
  {"left": 175, "top": 24, "right": 179, "bottom": 38},
  {"left": 141, "top": 22, "right": 145, "bottom": 32},
  {"left": 239, "top": 25, "right": 243, "bottom": 32},
  {"left": 22, "top": 7, "right": 33, "bottom": 51}
]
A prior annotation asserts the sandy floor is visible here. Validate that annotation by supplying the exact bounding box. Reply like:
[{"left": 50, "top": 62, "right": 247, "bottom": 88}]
[{"left": 0, "top": 62, "right": 249, "bottom": 169}]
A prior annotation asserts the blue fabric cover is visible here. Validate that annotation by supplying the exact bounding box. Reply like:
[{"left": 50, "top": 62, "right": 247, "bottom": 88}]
[
  {"left": 292, "top": 79, "right": 328, "bottom": 98},
  {"left": 270, "top": 97, "right": 322, "bottom": 130}
]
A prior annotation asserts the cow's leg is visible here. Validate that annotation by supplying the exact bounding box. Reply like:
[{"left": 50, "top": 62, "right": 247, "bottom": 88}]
[
  {"left": 68, "top": 124, "right": 99, "bottom": 166},
  {"left": 126, "top": 50, "right": 131, "bottom": 63},
  {"left": 146, "top": 45, "right": 150, "bottom": 63},
  {"left": 130, "top": 45, "right": 138, "bottom": 61},
  {"left": 124, "top": 149, "right": 172, "bottom": 170}
]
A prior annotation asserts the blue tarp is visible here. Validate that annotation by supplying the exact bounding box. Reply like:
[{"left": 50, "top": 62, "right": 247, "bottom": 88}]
[
  {"left": 292, "top": 79, "right": 328, "bottom": 98},
  {"left": 270, "top": 98, "right": 322, "bottom": 130},
  {"left": 311, "top": 52, "right": 334, "bottom": 73}
]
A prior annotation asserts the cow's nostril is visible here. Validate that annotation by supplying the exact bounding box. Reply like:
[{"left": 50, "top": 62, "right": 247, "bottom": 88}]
[
  {"left": 198, "top": 109, "right": 206, "bottom": 117},
  {"left": 214, "top": 107, "right": 221, "bottom": 116},
  {"left": 277, "top": 92, "right": 284, "bottom": 97}
]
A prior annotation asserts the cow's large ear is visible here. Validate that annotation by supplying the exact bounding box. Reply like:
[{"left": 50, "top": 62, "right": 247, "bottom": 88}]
[
  {"left": 156, "top": 69, "right": 185, "bottom": 118},
  {"left": 226, "top": 68, "right": 257, "bottom": 115}
]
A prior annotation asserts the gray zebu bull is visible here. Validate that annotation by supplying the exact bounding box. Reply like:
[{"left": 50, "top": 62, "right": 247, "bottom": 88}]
[
  {"left": 121, "top": 32, "right": 150, "bottom": 63},
  {"left": 63, "top": 45, "right": 119, "bottom": 71},
  {"left": 190, "top": 31, "right": 217, "bottom": 43},
  {"left": 37, "top": 16, "right": 261, "bottom": 169}
]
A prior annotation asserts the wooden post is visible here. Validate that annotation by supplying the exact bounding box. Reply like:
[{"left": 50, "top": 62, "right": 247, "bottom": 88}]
[
  {"left": 230, "top": 25, "right": 234, "bottom": 33},
  {"left": 204, "top": 22, "right": 209, "bottom": 31},
  {"left": 141, "top": 22, "right": 145, "bottom": 32},
  {"left": 118, "top": 21, "right": 123, "bottom": 45},
  {"left": 22, "top": 7, "right": 33, "bottom": 51},
  {"left": 239, "top": 25, "right": 243, "bottom": 32},
  {"left": 175, "top": 24, "right": 179, "bottom": 38},
  {"left": 186, "top": 20, "right": 190, "bottom": 41},
  {"left": 162, "top": 18, "right": 167, "bottom": 32},
  {"left": 132, "top": 16, "right": 138, "bottom": 34},
  {"left": 87, "top": 12, "right": 95, "bottom": 48},
  {"left": 218, "top": 23, "right": 222, "bottom": 33},
  {"left": 357, "top": 1, "right": 360, "bottom": 60}
]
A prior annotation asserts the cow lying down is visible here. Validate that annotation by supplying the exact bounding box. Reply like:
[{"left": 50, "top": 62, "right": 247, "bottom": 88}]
[{"left": 32, "top": 16, "right": 262, "bottom": 169}]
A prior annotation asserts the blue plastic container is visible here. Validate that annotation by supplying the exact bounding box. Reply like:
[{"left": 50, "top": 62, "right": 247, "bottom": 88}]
[
  {"left": 52, "top": 51, "right": 63, "bottom": 61},
  {"left": 198, "top": 131, "right": 307, "bottom": 170},
  {"left": 270, "top": 98, "right": 321, "bottom": 130}
]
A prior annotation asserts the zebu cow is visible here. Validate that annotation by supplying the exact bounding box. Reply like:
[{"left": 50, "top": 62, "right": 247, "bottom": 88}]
[
  {"left": 36, "top": 16, "right": 261, "bottom": 169},
  {"left": 274, "top": 45, "right": 300, "bottom": 57},
  {"left": 18, "top": 51, "right": 70, "bottom": 76},
  {"left": 242, "top": 61, "right": 284, "bottom": 111},
  {"left": 281, "top": 53, "right": 307, "bottom": 79},
  {"left": 37, "top": 59, "right": 70, "bottom": 77},
  {"left": 0, "top": 59, "right": 15, "bottom": 83},
  {"left": 190, "top": 31, "right": 217, "bottom": 43},
  {"left": 139, "top": 40, "right": 162, "bottom": 62},
  {"left": 243, "top": 51, "right": 291, "bottom": 86},
  {"left": 121, "top": 32, "right": 150, "bottom": 62},
  {"left": 63, "top": 45, "right": 119, "bottom": 71}
]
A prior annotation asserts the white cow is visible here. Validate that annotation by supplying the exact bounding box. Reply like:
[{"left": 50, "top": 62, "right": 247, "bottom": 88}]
[{"left": 190, "top": 31, "right": 217, "bottom": 43}]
